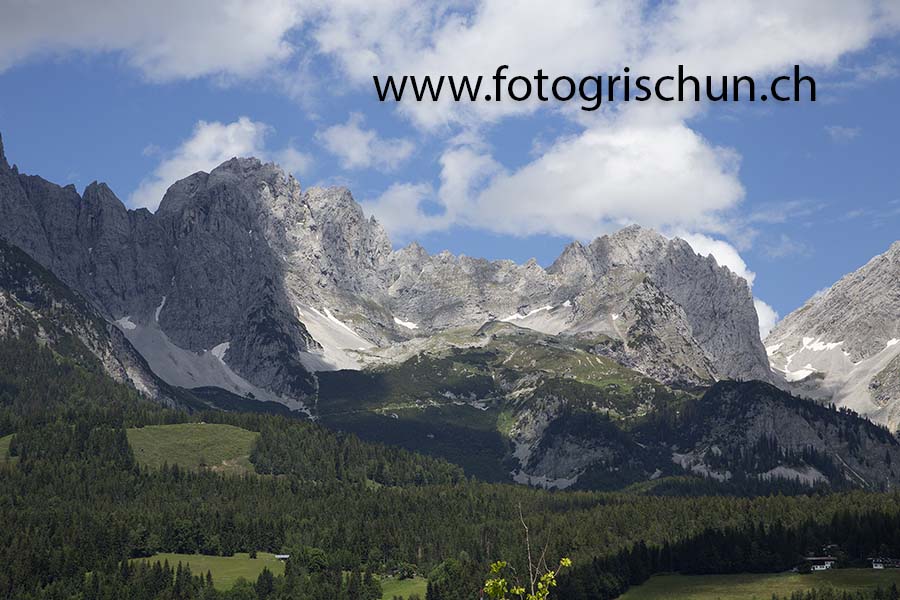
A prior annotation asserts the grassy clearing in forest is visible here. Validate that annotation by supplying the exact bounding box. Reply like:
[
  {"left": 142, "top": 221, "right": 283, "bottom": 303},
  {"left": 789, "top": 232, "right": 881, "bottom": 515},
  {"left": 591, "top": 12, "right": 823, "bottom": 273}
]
[{"left": 127, "top": 423, "right": 258, "bottom": 474}]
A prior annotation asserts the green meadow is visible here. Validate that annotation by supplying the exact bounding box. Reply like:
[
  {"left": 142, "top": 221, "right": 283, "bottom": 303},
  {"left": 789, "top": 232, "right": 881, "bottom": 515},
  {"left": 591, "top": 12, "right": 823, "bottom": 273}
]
[
  {"left": 126, "top": 422, "right": 258, "bottom": 474},
  {"left": 619, "top": 569, "right": 900, "bottom": 599},
  {"left": 380, "top": 575, "right": 427, "bottom": 599},
  {"left": 132, "top": 552, "right": 284, "bottom": 590}
]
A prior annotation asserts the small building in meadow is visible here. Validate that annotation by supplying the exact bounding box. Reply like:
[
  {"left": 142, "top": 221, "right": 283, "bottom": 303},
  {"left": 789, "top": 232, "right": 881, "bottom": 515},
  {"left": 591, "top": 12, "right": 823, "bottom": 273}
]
[
  {"left": 870, "top": 557, "right": 900, "bottom": 569},
  {"left": 803, "top": 556, "right": 837, "bottom": 571}
]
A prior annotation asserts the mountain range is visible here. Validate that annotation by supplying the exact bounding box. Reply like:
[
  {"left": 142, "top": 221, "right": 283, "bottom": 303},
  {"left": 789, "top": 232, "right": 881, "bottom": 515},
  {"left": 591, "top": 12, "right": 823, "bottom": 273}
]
[{"left": 0, "top": 130, "right": 897, "bottom": 491}]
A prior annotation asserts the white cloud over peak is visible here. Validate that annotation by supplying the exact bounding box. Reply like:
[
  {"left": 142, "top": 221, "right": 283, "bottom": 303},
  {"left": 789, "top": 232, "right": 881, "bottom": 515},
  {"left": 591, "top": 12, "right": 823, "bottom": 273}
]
[
  {"left": 754, "top": 299, "right": 779, "bottom": 339},
  {"left": 361, "top": 183, "right": 446, "bottom": 238},
  {"left": 363, "top": 108, "right": 743, "bottom": 241},
  {"left": 130, "top": 117, "right": 310, "bottom": 211},
  {"left": 680, "top": 233, "right": 756, "bottom": 285},
  {"left": 317, "top": 113, "right": 415, "bottom": 171}
]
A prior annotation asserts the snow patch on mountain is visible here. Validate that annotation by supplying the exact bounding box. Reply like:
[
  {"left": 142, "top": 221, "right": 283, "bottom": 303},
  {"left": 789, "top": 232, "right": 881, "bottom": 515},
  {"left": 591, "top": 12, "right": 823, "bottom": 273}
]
[
  {"left": 767, "top": 241, "right": 900, "bottom": 430},
  {"left": 496, "top": 304, "right": 574, "bottom": 336},
  {"left": 296, "top": 305, "right": 372, "bottom": 371},
  {"left": 393, "top": 316, "right": 419, "bottom": 330},
  {"left": 115, "top": 316, "right": 137, "bottom": 330},
  {"left": 802, "top": 337, "right": 844, "bottom": 352},
  {"left": 114, "top": 318, "right": 305, "bottom": 411},
  {"left": 500, "top": 305, "right": 554, "bottom": 322},
  {"left": 211, "top": 342, "right": 230, "bottom": 361},
  {"left": 783, "top": 364, "right": 817, "bottom": 382}
]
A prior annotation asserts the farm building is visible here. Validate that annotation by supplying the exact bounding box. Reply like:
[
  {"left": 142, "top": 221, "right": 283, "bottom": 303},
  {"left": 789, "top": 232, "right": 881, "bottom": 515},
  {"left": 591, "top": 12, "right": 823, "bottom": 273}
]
[
  {"left": 803, "top": 556, "right": 837, "bottom": 571},
  {"left": 870, "top": 557, "right": 900, "bottom": 569}
]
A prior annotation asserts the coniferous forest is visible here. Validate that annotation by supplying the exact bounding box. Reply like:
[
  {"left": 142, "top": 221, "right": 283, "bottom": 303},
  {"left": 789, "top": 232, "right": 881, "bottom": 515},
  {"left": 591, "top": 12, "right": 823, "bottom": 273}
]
[{"left": 4, "top": 337, "right": 900, "bottom": 600}]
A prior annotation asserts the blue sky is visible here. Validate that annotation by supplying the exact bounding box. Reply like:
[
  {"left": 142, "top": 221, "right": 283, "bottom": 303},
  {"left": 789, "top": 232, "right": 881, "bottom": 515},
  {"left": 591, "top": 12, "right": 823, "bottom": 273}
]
[{"left": 0, "top": 1, "right": 899, "bottom": 335}]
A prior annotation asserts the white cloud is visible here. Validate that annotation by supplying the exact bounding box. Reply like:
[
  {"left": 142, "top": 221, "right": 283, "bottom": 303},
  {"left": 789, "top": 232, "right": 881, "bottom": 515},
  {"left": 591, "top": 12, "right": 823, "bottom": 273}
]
[
  {"left": 825, "top": 125, "right": 862, "bottom": 142},
  {"left": 317, "top": 113, "right": 414, "bottom": 171},
  {"left": 313, "top": 0, "right": 900, "bottom": 128},
  {"left": 640, "top": 1, "right": 889, "bottom": 77},
  {"left": 680, "top": 233, "right": 756, "bottom": 285},
  {"left": 754, "top": 299, "right": 779, "bottom": 339},
  {"left": 363, "top": 108, "right": 743, "bottom": 241},
  {"left": 360, "top": 183, "right": 447, "bottom": 238},
  {"left": 130, "top": 117, "right": 309, "bottom": 211},
  {"left": 0, "top": 0, "right": 305, "bottom": 81},
  {"left": 811, "top": 287, "right": 832, "bottom": 302},
  {"left": 276, "top": 146, "right": 314, "bottom": 175},
  {"left": 748, "top": 200, "right": 825, "bottom": 224}
]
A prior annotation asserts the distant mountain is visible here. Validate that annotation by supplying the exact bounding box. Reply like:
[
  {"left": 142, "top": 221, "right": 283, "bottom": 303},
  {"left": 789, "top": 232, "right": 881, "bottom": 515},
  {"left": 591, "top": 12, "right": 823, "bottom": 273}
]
[
  {"left": 767, "top": 242, "right": 900, "bottom": 431},
  {"left": 0, "top": 131, "right": 770, "bottom": 413}
]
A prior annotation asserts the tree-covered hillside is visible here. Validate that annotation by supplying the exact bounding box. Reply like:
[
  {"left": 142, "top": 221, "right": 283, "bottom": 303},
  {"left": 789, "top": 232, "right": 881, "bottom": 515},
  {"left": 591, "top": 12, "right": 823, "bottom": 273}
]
[{"left": 5, "top": 335, "right": 900, "bottom": 599}]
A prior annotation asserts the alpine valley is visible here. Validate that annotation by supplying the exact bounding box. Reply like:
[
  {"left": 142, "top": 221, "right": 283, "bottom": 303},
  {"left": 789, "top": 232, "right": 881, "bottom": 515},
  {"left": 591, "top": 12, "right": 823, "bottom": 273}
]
[{"left": 0, "top": 130, "right": 898, "bottom": 494}]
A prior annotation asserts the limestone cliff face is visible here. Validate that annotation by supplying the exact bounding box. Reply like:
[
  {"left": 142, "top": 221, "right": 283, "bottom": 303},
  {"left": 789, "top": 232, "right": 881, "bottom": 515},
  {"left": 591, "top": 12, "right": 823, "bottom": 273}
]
[
  {"left": 767, "top": 242, "right": 900, "bottom": 430},
  {"left": 381, "top": 225, "right": 770, "bottom": 385},
  {"left": 0, "top": 132, "right": 772, "bottom": 406}
]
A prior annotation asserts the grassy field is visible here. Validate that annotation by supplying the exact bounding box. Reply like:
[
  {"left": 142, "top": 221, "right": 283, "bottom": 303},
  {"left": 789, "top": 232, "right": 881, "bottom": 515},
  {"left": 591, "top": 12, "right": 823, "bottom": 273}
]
[
  {"left": 126, "top": 423, "right": 258, "bottom": 474},
  {"left": 380, "top": 575, "right": 427, "bottom": 599},
  {"left": 133, "top": 552, "right": 284, "bottom": 590},
  {"left": 0, "top": 433, "right": 15, "bottom": 466},
  {"left": 619, "top": 569, "right": 900, "bottom": 599}
]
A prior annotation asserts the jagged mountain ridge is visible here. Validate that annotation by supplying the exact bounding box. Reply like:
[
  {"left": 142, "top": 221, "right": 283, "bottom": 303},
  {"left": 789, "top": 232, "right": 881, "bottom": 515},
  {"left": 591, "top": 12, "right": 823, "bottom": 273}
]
[
  {"left": 0, "top": 132, "right": 769, "bottom": 408},
  {"left": 767, "top": 242, "right": 900, "bottom": 431}
]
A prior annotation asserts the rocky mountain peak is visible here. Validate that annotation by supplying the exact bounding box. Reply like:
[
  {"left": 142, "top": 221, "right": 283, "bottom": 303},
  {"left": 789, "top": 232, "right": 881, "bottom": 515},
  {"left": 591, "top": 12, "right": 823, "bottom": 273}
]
[
  {"left": 0, "top": 132, "right": 6, "bottom": 168},
  {"left": 589, "top": 224, "right": 669, "bottom": 269},
  {"left": 767, "top": 240, "right": 900, "bottom": 430},
  {"left": 82, "top": 181, "right": 127, "bottom": 213},
  {"left": 548, "top": 240, "right": 588, "bottom": 272}
]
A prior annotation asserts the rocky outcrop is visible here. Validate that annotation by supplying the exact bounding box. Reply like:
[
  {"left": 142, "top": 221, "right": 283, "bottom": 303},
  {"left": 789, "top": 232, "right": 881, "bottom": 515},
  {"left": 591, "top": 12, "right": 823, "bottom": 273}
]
[
  {"left": 668, "top": 381, "right": 900, "bottom": 489},
  {"left": 766, "top": 242, "right": 900, "bottom": 430},
  {"left": 0, "top": 236, "right": 171, "bottom": 404}
]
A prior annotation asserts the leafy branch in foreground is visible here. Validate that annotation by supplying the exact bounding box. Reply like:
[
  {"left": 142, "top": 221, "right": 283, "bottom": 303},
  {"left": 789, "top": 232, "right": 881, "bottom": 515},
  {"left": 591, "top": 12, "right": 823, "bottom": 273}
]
[{"left": 483, "top": 505, "right": 572, "bottom": 600}]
